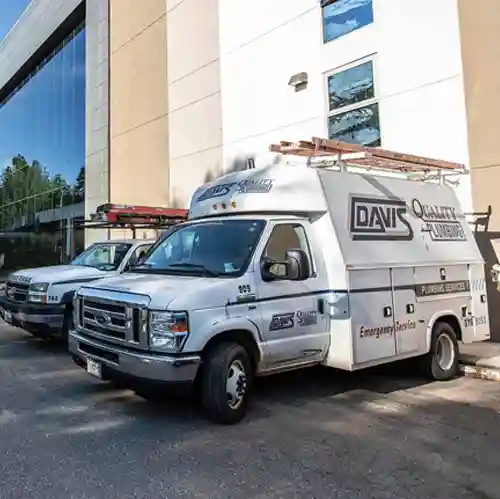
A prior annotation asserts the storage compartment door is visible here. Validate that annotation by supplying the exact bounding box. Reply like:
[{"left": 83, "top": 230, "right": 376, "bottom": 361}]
[
  {"left": 350, "top": 269, "right": 396, "bottom": 365},
  {"left": 467, "top": 264, "right": 490, "bottom": 343},
  {"left": 391, "top": 267, "right": 422, "bottom": 355}
]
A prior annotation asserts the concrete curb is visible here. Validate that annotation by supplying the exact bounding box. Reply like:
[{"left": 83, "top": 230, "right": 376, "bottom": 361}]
[{"left": 459, "top": 364, "right": 500, "bottom": 382}]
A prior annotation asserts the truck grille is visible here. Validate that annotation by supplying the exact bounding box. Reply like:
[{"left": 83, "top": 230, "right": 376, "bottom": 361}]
[
  {"left": 77, "top": 297, "right": 142, "bottom": 344},
  {"left": 5, "top": 282, "right": 29, "bottom": 303}
]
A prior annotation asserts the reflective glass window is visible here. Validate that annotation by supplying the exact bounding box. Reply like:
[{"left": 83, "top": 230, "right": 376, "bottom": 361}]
[
  {"left": 328, "top": 103, "right": 380, "bottom": 147},
  {"left": 327, "top": 61, "right": 374, "bottom": 111},
  {"left": 322, "top": 0, "right": 374, "bottom": 43},
  {"left": 326, "top": 59, "right": 380, "bottom": 147},
  {"left": 0, "top": 24, "right": 86, "bottom": 268}
]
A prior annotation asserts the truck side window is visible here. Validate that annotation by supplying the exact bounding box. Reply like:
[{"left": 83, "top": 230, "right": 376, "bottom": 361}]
[
  {"left": 128, "top": 244, "right": 151, "bottom": 267},
  {"left": 263, "top": 224, "right": 313, "bottom": 277},
  {"left": 132, "top": 245, "right": 151, "bottom": 261}
]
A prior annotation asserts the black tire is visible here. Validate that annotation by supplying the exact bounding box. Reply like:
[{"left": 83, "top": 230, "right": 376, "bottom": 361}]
[
  {"left": 200, "top": 342, "right": 253, "bottom": 425},
  {"left": 71, "top": 354, "right": 86, "bottom": 369},
  {"left": 60, "top": 307, "right": 73, "bottom": 345},
  {"left": 420, "top": 321, "right": 459, "bottom": 381}
]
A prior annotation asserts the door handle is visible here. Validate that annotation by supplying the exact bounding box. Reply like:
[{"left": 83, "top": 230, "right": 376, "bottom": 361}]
[{"left": 383, "top": 306, "right": 392, "bottom": 318}]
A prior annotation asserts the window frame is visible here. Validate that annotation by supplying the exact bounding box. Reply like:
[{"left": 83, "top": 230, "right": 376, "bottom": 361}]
[
  {"left": 321, "top": 0, "right": 374, "bottom": 45},
  {"left": 261, "top": 223, "right": 315, "bottom": 280},
  {"left": 324, "top": 55, "right": 381, "bottom": 147}
]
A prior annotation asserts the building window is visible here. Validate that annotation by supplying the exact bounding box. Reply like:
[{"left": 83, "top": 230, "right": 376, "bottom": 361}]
[
  {"left": 0, "top": 23, "right": 86, "bottom": 267},
  {"left": 322, "top": 0, "right": 374, "bottom": 44},
  {"left": 326, "top": 60, "right": 380, "bottom": 147}
]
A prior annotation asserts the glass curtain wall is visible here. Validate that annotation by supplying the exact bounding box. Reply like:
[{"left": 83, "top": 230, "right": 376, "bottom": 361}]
[{"left": 0, "top": 24, "right": 86, "bottom": 269}]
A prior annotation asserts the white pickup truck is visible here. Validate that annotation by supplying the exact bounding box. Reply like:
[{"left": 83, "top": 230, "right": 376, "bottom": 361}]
[
  {"left": 0, "top": 239, "right": 153, "bottom": 342},
  {"left": 69, "top": 138, "right": 490, "bottom": 424}
]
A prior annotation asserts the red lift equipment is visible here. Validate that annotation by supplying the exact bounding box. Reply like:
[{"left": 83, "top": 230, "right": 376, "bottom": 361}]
[{"left": 77, "top": 204, "right": 188, "bottom": 239}]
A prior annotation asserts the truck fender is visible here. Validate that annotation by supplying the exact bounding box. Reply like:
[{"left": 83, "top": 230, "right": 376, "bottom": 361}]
[
  {"left": 425, "top": 309, "right": 462, "bottom": 352},
  {"left": 200, "top": 317, "right": 264, "bottom": 363},
  {"left": 60, "top": 290, "right": 76, "bottom": 305}
]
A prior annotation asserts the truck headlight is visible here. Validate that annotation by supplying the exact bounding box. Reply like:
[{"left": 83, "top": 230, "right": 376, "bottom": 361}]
[
  {"left": 28, "top": 283, "right": 49, "bottom": 303},
  {"left": 149, "top": 311, "right": 189, "bottom": 351}
]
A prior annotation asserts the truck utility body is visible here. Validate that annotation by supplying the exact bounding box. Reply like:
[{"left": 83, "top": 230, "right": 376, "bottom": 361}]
[
  {"left": 0, "top": 205, "right": 186, "bottom": 341},
  {"left": 69, "top": 138, "right": 490, "bottom": 424}
]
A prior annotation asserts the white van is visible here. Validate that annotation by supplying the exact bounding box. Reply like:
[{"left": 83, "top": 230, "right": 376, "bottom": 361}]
[{"left": 69, "top": 138, "right": 490, "bottom": 424}]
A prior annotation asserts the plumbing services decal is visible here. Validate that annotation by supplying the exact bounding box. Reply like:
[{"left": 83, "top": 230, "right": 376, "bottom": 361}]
[{"left": 411, "top": 199, "right": 467, "bottom": 242}]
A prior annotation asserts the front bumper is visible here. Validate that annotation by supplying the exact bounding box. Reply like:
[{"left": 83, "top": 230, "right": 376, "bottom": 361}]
[
  {"left": 69, "top": 330, "right": 202, "bottom": 384},
  {"left": 0, "top": 296, "right": 65, "bottom": 333}
]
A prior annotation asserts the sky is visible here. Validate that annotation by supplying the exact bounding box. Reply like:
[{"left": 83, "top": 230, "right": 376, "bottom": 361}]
[{"left": 0, "top": 0, "right": 32, "bottom": 42}]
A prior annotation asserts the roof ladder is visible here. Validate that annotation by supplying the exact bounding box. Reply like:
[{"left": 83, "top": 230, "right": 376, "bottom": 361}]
[{"left": 269, "top": 137, "right": 468, "bottom": 181}]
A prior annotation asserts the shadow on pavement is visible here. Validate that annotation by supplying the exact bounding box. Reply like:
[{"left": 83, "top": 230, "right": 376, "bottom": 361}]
[{"left": 1, "top": 330, "right": 500, "bottom": 498}]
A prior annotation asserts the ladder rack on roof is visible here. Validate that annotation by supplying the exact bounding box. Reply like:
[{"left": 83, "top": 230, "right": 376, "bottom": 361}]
[
  {"left": 269, "top": 137, "right": 468, "bottom": 176},
  {"left": 75, "top": 204, "right": 188, "bottom": 238}
]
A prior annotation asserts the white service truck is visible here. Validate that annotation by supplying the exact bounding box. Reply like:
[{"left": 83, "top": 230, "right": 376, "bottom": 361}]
[
  {"left": 69, "top": 138, "right": 490, "bottom": 424},
  {"left": 0, "top": 239, "right": 153, "bottom": 341}
]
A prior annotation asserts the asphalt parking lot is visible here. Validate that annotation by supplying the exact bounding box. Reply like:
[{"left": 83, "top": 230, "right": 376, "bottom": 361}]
[{"left": 1, "top": 322, "right": 500, "bottom": 499}]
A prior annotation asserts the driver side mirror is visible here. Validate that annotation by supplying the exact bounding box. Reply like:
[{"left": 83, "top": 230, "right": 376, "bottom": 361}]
[{"left": 261, "top": 249, "right": 310, "bottom": 282}]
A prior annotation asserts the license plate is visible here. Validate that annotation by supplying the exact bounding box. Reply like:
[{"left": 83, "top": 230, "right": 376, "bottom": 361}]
[
  {"left": 3, "top": 310, "right": 12, "bottom": 324},
  {"left": 86, "top": 358, "right": 102, "bottom": 379}
]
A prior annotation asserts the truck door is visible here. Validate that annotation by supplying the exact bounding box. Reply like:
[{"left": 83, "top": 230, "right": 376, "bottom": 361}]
[
  {"left": 350, "top": 269, "right": 396, "bottom": 365},
  {"left": 391, "top": 267, "right": 421, "bottom": 355},
  {"left": 467, "top": 264, "right": 490, "bottom": 342},
  {"left": 255, "top": 221, "right": 329, "bottom": 368}
]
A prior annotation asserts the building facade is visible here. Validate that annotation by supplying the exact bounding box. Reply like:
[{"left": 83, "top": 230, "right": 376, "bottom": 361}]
[{"left": 1, "top": 0, "right": 500, "bottom": 248}]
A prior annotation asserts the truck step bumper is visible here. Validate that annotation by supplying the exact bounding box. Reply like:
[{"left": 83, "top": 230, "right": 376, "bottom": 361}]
[{"left": 69, "top": 330, "right": 202, "bottom": 384}]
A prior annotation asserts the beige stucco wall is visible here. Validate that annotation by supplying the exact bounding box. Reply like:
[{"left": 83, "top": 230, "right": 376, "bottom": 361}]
[
  {"left": 166, "top": 0, "right": 223, "bottom": 208},
  {"left": 458, "top": 0, "right": 500, "bottom": 230},
  {"left": 105, "top": 0, "right": 223, "bottom": 239},
  {"left": 458, "top": 0, "right": 500, "bottom": 340},
  {"left": 109, "top": 0, "right": 169, "bottom": 210}
]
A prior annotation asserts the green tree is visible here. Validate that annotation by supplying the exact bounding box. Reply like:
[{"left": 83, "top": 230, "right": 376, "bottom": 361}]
[
  {"left": 73, "top": 166, "right": 85, "bottom": 203},
  {"left": 0, "top": 155, "right": 75, "bottom": 229}
]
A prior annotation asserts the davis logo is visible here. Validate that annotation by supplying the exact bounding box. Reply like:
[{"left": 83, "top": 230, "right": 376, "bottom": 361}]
[
  {"left": 196, "top": 178, "right": 275, "bottom": 202},
  {"left": 269, "top": 313, "right": 295, "bottom": 331},
  {"left": 349, "top": 196, "right": 414, "bottom": 241},
  {"left": 196, "top": 182, "right": 236, "bottom": 202}
]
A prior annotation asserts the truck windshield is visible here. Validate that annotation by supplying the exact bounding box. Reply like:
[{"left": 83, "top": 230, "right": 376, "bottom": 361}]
[
  {"left": 136, "top": 219, "right": 265, "bottom": 277},
  {"left": 71, "top": 243, "right": 132, "bottom": 271}
]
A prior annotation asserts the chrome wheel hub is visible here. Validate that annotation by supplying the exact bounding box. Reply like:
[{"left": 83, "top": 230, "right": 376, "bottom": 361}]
[{"left": 226, "top": 359, "right": 247, "bottom": 410}]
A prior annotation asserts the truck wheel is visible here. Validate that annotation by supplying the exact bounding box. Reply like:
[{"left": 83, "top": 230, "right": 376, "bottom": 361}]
[
  {"left": 71, "top": 354, "right": 86, "bottom": 369},
  {"left": 201, "top": 342, "right": 252, "bottom": 425},
  {"left": 421, "top": 321, "right": 459, "bottom": 381},
  {"left": 61, "top": 308, "right": 73, "bottom": 344}
]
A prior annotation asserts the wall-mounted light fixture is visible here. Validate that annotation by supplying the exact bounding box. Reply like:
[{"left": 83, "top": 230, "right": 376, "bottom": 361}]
[{"left": 288, "top": 72, "right": 308, "bottom": 92}]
